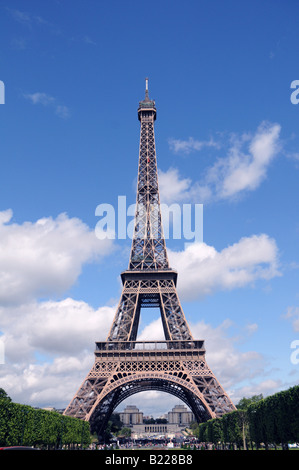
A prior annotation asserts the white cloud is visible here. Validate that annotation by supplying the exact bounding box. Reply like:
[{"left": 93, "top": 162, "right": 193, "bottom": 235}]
[
  {"left": 190, "top": 320, "right": 264, "bottom": 395},
  {"left": 8, "top": 8, "right": 33, "bottom": 26},
  {"left": 0, "top": 298, "right": 116, "bottom": 407},
  {"left": 8, "top": 8, "right": 54, "bottom": 30},
  {"left": 0, "top": 291, "right": 265, "bottom": 408},
  {"left": 0, "top": 298, "right": 116, "bottom": 360},
  {"left": 0, "top": 351, "right": 95, "bottom": 408},
  {"left": 24, "top": 92, "right": 70, "bottom": 119},
  {"left": 0, "top": 207, "right": 282, "bottom": 411},
  {"left": 168, "top": 234, "right": 280, "bottom": 301},
  {"left": 0, "top": 207, "right": 116, "bottom": 407},
  {"left": 0, "top": 210, "right": 113, "bottom": 305},
  {"left": 245, "top": 323, "right": 258, "bottom": 335},
  {"left": 283, "top": 306, "right": 299, "bottom": 332},
  {"left": 211, "top": 121, "right": 281, "bottom": 199},
  {"left": 165, "top": 122, "right": 281, "bottom": 203},
  {"left": 158, "top": 167, "right": 212, "bottom": 205},
  {"left": 168, "top": 137, "right": 220, "bottom": 154},
  {"left": 137, "top": 317, "right": 165, "bottom": 341},
  {"left": 158, "top": 168, "right": 192, "bottom": 204},
  {"left": 235, "top": 379, "right": 284, "bottom": 401},
  {"left": 55, "top": 104, "right": 70, "bottom": 119},
  {"left": 24, "top": 92, "right": 55, "bottom": 106}
]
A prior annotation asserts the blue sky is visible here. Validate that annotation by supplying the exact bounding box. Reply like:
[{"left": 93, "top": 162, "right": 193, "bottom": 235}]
[{"left": 0, "top": 0, "right": 298, "bottom": 416}]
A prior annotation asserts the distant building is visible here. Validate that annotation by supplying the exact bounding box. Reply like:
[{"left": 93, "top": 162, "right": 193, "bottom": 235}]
[
  {"left": 130, "top": 423, "right": 182, "bottom": 439},
  {"left": 118, "top": 404, "right": 195, "bottom": 438},
  {"left": 167, "top": 404, "right": 195, "bottom": 426},
  {"left": 42, "top": 407, "right": 64, "bottom": 414},
  {"left": 119, "top": 405, "right": 143, "bottom": 425}
]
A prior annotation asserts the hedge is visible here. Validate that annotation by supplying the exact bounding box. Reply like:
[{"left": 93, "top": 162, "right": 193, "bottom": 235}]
[
  {"left": 197, "top": 385, "right": 299, "bottom": 449},
  {"left": 0, "top": 399, "right": 91, "bottom": 449}
]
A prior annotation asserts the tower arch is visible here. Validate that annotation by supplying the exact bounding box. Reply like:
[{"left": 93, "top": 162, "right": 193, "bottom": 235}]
[{"left": 87, "top": 373, "right": 213, "bottom": 438}]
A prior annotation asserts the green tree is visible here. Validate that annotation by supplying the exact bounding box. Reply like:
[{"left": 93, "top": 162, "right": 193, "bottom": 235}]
[
  {"left": 110, "top": 413, "right": 123, "bottom": 434},
  {"left": 120, "top": 427, "right": 131, "bottom": 437},
  {"left": 236, "top": 394, "right": 263, "bottom": 410},
  {"left": 0, "top": 398, "right": 91, "bottom": 449},
  {"left": 189, "top": 420, "right": 199, "bottom": 435},
  {"left": 0, "top": 389, "right": 11, "bottom": 402}
]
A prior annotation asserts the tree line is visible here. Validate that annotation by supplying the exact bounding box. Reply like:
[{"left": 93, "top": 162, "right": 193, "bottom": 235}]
[
  {"left": 0, "top": 389, "right": 91, "bottom": 449},
  {"left": 196, "top": 385, "right": 299, "bottom": 450}
]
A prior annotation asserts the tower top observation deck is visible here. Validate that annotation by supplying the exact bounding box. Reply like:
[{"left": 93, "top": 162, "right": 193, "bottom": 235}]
[{"left": 138, "top": 77, "right": 156, "bottom": 120}]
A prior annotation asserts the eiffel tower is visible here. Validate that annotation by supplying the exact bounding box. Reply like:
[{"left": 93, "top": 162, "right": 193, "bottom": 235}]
[{"left": 63, "top": 79, "right": 236, "bottom": 438}]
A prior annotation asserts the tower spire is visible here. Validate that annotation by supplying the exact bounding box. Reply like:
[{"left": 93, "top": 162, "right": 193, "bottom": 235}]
[
  {"left": 130, "top": 80, "right": 166, "bottom": 272},
  {"left": 145, "top": 77, "right": 149, "bottom": 101},
  {"left": 107, "top": 82, "right": 192, "bottom": 343}
]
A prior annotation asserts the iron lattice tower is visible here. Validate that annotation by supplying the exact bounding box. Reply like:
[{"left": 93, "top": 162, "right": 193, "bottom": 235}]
[{"left": 64, "top": 80, "right": 236, "bottom": 438}]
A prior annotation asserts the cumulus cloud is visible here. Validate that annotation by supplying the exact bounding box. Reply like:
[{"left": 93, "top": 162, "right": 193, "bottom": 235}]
[
  {"left": 168, "top": 234, "right": 280, "bottom": 301},
  {"left": 235, "top": 379, "right": 284, "bottom": 402},
  {"left": 208, "top": 121, "right": 281, "bottom": 199},
  {"left": 0, "top": 209, "right": 281, "bottom": 410},
  {"left": 1, "top": 298, "right": 115, "bottom": 356},
  {"left": 159, "top": 168, "right": 212, "bottom": 205},
  {"left": 165, "top": 122, "right": 281, "bottom": 204},
  {"left": 137, "top": 317, "right": 165, "bottom": 341},
  {"left": 190, "top": 320, "right": 264, "bottom": 396},
  {"left": 158, "top": 168, "right": 192, "bottom": 204},
  {"left": 0, "top": 226, "right": 280, "bottom": 409},
  {"left": 0, "top": 209, "right": 117, "bottom": 406},
  {"left": 0, "top": 351, "right": 96, "bottom": 408},
  {"left": 0, "top": 210, "right": 113, "bottom": 305},
  {"left": 0, "top": 298, "right": 116, "bottom": 407}
]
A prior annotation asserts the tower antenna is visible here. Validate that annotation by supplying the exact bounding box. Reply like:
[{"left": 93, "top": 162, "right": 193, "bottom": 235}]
[{"left": 145, "top": 77, "right": 149, "bottom": 100}]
